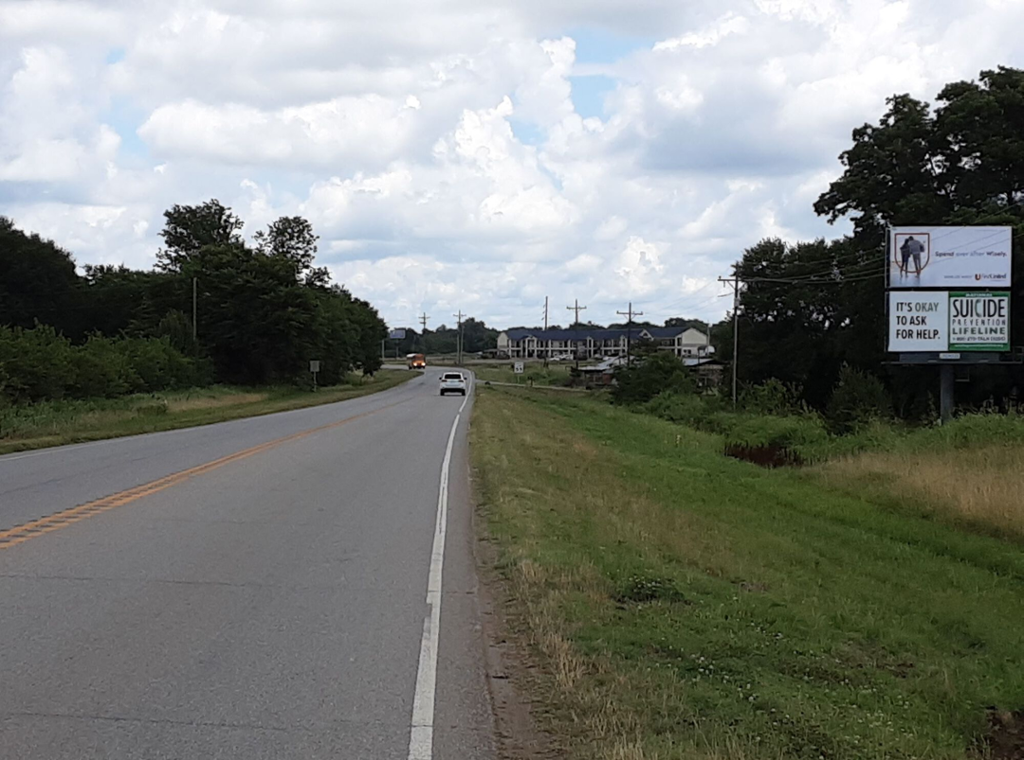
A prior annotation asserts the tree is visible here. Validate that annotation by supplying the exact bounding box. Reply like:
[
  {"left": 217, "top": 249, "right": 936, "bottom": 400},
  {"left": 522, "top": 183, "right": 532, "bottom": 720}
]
[
  {"left": 0, "top": 217, "right": 83, "bottom": 337},
  {"left": 157, "top": 200, "right": 244, "bottom": 273},
  {"left": 254, "top": 216, "right": 329, "bottom": 287}
]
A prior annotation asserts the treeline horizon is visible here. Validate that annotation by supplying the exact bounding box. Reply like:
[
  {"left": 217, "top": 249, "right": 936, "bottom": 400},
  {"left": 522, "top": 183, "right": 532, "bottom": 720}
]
[{"left": 1, "top": 201, "right": 387, "bottom": 402}]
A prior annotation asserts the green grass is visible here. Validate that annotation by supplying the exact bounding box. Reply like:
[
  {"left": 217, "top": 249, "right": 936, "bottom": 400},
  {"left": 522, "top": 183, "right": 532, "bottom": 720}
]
[
  {"left": 0, "top": 370, "right": 417, "bottom": 455},
  {"left": 471, "top": 362, "right": 577, "bottom": 386},
  {"left": 471, "top": 388, "right": 1024, "bottom": 760}
]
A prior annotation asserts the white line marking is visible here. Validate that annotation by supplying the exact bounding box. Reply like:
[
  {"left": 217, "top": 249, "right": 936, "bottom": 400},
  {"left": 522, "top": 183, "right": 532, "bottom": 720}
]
[{"left": 408, "top": 410, "right": 461, "bottom": 760}]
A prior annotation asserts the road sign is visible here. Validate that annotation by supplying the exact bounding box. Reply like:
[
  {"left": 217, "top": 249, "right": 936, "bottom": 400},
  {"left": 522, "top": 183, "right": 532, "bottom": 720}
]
[
  {"left": 388, "top": 329, "right": 406, "bottom": 340},
  {"left": 513, "top": 362, "right": 524, "bottom": 374},
  {"left": 309, "top": 360, "right": 321, "bottom": 373}
]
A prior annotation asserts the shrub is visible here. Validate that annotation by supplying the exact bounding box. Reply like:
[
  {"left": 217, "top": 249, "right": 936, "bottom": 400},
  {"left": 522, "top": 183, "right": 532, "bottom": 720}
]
[
  {"left": 723, "top": 413, "right": 830, "bottom": 461},
  {"left": 0, "top": 325, "right": 75, "bottom": 402},
  {"left": 0, "top": 325, "right": 203, "bottom": 404},
  {"left": 825, "top": 364, "right": 892, "bottom": 434},
  {"left": 740, "top": 378, "right": 805, "bottom": 416},
  {"left": 611, "top": 353, "right": 696, "bottom": 406}
]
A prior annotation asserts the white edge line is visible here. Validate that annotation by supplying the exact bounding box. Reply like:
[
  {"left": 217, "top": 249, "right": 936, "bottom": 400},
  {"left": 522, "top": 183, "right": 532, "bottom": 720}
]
[{"left": 407, "top": 408, "right": 461, "bottom": 760}]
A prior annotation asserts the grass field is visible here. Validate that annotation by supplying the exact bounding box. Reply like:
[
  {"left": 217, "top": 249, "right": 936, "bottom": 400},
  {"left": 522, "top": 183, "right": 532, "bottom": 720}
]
[
  {"left": 471, "top": 388, "right": 1024, "bottom": 760},
  {"left": 471, "top": 362, "right": 576, "bottom": 386},
  {"left": 0, "top": 370, "right": 416, "bottom": 454}
]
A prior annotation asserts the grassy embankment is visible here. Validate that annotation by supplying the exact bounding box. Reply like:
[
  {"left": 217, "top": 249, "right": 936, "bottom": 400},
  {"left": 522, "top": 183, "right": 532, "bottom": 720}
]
[
  {"left": 472, "top": 387, "right": 1024, "bottom": 760},
  {"left": 0, "top": 369, "right": 417, "bottom": 455},
  {"left": 471, "top": 362, "right": 576, "bottom": 386}
]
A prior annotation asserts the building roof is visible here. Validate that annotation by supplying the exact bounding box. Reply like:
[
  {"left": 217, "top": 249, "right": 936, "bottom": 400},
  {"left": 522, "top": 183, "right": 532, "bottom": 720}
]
[{"left": 501, "top": 326, "right": 703, "bottom": 342}]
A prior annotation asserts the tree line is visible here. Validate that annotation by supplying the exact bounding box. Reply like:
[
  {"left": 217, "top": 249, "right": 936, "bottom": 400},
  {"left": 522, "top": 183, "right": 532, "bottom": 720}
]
[
  {"left": 716, "top": 66, "right": 1024, "bottom": 420},
  {"left": 0, "top": 201, "right": 387, "bottom": 403}
]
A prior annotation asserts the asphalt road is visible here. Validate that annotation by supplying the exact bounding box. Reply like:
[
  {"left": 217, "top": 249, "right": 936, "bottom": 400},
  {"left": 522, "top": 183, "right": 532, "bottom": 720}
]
[{"left": 0, "top": 369, "right": 495, "bottom": 759}]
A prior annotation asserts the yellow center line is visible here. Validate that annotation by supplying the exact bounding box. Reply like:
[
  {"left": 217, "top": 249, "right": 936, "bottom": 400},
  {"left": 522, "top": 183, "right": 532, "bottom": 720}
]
[{"left": 0, "top": 400, "right": 407, "bottom": 550}]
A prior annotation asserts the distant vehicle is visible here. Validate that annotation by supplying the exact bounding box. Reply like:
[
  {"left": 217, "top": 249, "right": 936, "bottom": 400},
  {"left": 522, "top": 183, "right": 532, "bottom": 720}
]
[
  {"left": 407, "top": 353, "right": 426, "bottom": 369},
  {"left": 550, "top": 353, "right": 573, "bottom": 362},
  {"left": 439, "top": 371, "right": 467, "bottom": 396}
]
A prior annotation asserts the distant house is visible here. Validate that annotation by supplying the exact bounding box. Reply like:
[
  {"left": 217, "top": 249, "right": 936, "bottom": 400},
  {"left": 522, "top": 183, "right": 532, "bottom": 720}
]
[{"left": 496, "top": 326, "right": 714, "bottom": 360}]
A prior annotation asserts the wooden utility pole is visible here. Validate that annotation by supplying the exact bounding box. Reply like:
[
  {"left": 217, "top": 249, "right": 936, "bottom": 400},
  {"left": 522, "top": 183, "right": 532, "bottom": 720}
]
[
  {"left": 719, "top": 276, "right": 740, "bottom": 408},
  {"left": 453, "top": 310, "right": 465, "bottom": 366},
  {"left": 567, "top": 299, "right": 587, "bottom": 365},
  {"left": 543, "top": 296, "right": 549, "bottom": 367},
  {"left": 616, "top": 302, "right": 644, "bottom": 366},
  {"left": 192, "top": 277, "right": 198, "bottom": 343}
]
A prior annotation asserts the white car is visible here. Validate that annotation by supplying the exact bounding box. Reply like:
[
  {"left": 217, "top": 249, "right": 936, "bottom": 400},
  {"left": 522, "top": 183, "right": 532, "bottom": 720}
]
[{"left": 439, "top": 371, "right": 468, "bottom": 396}]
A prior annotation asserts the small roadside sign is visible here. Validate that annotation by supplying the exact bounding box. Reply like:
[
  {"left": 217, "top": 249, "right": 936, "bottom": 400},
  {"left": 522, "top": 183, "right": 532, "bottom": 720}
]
[
  {"left": 513, "top": 362, "right": 524, "bottom": 374},
  {"left": 309, "top": 360, "right": 321, "bottom": 391}
]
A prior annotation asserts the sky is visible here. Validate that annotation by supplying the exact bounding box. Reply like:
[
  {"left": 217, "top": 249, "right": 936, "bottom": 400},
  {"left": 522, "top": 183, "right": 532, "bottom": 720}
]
[{"left": 2, "top": 0, "right": 1023, "bottom": 331}]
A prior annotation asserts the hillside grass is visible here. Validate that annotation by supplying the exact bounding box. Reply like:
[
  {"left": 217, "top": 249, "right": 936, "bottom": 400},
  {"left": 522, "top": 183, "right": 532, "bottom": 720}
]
[
  {"left": 0, "top": 370, "right": 416, "bottom": 454},
  {"left": 471, "top": 387, "right": 1024, "bottom": 760},
  {"left": 472, "top": 362, "right": 577, "bottom": 386}
]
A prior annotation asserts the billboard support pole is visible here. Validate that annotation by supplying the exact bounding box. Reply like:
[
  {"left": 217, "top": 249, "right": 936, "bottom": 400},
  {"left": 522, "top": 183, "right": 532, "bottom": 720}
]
[{"left": 940, "top": 365, "right": 954, "bottom": 424}]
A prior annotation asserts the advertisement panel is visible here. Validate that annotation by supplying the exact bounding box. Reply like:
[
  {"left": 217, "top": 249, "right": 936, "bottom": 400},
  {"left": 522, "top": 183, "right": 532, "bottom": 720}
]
[
  {"left": 948, "top": 291, "right": 1010, "bottom": 351},
  {"left": 889, "top": 291, "right": 1011, "bottom": 353},
  {"left": 388, "top": 329, "right": 407, "bottom": 340},
  {"left": 888, "top": 291, "right": 948, "bottom": 352},
  {"left": 889, "top": 226, "right": 1011, "bottom": 288}
]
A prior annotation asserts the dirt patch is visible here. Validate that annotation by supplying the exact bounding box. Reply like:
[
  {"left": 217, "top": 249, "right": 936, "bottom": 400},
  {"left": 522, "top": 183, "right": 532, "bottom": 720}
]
[
  {"left": 724, "top": 443, "right": 802, "bottom": 468},
  {"left": 986, "top": 709, "right": 1024, "bottom": 760},
  {"left": 474, "top": 529, "right": 558, "bottom": 759}
]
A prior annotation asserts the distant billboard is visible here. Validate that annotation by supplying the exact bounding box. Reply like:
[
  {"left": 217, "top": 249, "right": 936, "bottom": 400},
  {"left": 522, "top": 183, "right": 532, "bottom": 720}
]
[
  {"left": 388, "top": 329, "right": 407, "bottom": 340},
  {"left": 889, "top": 226, "right": 1011, "bottom": 289},
  {"left": 888, "top": 291, "right": 1010, "bottom": 353}
]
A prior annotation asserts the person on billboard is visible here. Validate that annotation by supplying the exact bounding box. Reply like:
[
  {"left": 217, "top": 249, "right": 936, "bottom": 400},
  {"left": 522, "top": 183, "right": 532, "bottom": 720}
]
[
  {"left": 899, "top": 237, "right": 913, "bottom": 277},
  {"left": 905, "top": 235, "right": 925, "bottom": 276}
]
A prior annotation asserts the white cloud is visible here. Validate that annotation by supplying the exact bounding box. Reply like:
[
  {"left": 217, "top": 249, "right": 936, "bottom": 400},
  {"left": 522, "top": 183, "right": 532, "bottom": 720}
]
[{"left": 3, "top": 0, "right": 1024, "bottom": 328}]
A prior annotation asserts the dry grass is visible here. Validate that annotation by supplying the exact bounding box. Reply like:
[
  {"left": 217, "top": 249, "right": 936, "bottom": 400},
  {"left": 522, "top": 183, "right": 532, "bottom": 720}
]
[
  {"left": 823, "top": 444, "right": 1024, "bottom": 538},
  {"left": 165, "top": 391, "right": 269, "bottom": 412}
]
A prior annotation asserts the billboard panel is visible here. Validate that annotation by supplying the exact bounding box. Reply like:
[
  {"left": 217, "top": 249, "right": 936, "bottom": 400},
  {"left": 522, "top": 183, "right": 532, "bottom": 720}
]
[
  {"left": 948, "top": 291, "right": 1010, "bottom": 351},
  {"left": 889, "top": 291, "right": 1011, "bottom": 353},
  {"left": 889, "top": 226, "right": 1011, "bottom": 288},
  {"left": 388, "top": 329, "right": 407, "bottom": 340},
  {"left": 888, "top": 291, "right": 948, "bottom": 352}
]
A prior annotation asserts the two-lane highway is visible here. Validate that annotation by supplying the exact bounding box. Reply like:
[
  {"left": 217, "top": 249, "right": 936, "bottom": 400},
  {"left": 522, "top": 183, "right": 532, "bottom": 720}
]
[{"left": 0, "top": 369, "right": 495, "bottom": 759}]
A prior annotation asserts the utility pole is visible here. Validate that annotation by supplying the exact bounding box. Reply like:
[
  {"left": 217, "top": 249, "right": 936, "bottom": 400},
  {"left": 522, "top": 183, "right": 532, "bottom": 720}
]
[
  {"left": 567, "top": 299, "right": 587, "bottom": 365},
  {"left": 719, "top": 276, "right": 740, "bottom": 408},
  {"left": 616, "top": 302, "right": 643, "bottom": 367},
  {"left": 191, "top": 277, "right": 198, "bottom": 343},
  {"left": 543, "top": 296, "right": 549, "bottom": 367},
  {"left": 453, "top": 310, "right": 465, "bottom": 366}
]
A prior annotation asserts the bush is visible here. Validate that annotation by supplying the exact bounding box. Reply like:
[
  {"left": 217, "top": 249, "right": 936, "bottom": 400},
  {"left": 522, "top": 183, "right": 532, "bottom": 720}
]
[
  {"left": 740, "top": 378, "right": 805, "bottom": 416},
  {"left": 0, "top": 325, "right": 75, "bottom": 402},
  {"left": 825, "top": 364, "right": 892, "bottom": 434},
  {"left": 723, "top": 413, "right": 830, "bottom": 461},
  {"left": 611, "top": 353, "right": 696, "bottom": 406},
  {"left": 0, "top": 325, "right": 203, "bottom": 404}
]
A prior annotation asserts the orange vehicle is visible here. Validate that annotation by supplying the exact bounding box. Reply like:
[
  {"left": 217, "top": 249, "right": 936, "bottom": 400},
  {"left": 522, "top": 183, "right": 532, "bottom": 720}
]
[{"left": 406, "top": 353, "right": 426, "bottom": 369}]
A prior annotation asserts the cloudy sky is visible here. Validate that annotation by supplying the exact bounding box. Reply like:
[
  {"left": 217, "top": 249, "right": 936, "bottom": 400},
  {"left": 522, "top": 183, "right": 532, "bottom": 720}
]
[{"left": 2, "top": 0, "right": 1022, "bottom": 330}]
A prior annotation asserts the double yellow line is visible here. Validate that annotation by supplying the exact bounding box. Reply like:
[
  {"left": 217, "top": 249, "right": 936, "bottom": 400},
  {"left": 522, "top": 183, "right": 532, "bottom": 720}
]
[{"left": 0, "top": 401, "right": 404, "bottom": 551}]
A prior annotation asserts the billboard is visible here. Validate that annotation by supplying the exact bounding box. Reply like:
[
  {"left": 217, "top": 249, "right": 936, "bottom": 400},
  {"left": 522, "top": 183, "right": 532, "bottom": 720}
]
[
  {"left": 949, "top": 291, "right": 1010, "bottom": 351},
  {"left": 388, "top": 329, "right": 407, "bottom": 340},
  {"left": 889, "top": 292, "right": 948, "bottom": 352},
  {"left": 889, "top": 226, "right": 1011, "bottom": 288},
  {"left": 889, "top": 291, "right": 1011, "bottom": 353}
]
